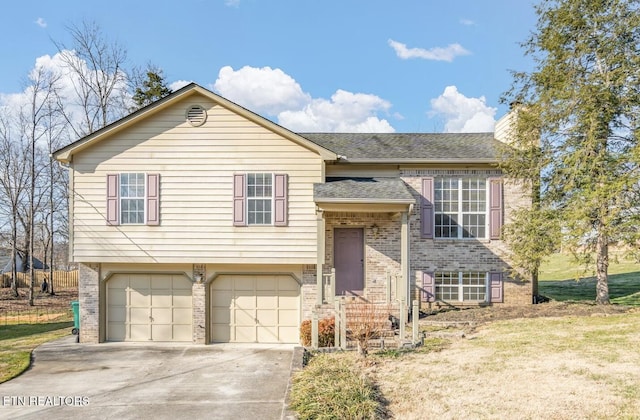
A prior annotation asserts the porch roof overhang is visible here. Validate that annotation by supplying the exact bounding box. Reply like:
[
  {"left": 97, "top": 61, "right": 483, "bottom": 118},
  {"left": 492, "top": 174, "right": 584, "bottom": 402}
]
[{"left": 314, "top": 177, "right": 415, "bottom": 213}]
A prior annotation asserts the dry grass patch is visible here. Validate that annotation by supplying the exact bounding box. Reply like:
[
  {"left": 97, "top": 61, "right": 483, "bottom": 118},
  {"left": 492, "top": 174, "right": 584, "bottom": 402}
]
[{"left": 367, "top": 312, "right": 640, "bottom": 419}]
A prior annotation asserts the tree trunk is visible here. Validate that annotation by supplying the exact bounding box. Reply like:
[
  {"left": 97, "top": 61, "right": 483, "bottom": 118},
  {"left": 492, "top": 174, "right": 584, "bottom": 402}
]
[{"left": 595, "top": 233, "right": 610, "bottom": 305}]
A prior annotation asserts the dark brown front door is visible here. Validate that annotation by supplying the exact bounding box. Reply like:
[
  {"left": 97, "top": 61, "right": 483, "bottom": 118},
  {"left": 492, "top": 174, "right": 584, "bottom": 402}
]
[{"left": 334, "top": 228, "right": 364, "bottom": 295}]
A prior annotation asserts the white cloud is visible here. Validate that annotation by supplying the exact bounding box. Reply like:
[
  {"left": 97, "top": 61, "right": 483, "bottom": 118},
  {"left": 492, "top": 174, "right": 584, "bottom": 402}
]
[
  {"left": 459, "top": 18, "right": 475, "bottom": 26},
  {"left": 169, "top": 80, "right": 192, "bottom": 91},
  {"left": 213, "top": 65, "right": 310, "bottom": 116},
  {"left": 388, "top": 39, "right": 470, "bottom": 62},
  {"left": 213, "top": 65, "right": 394, "bottom": 132},
  {"left": 224, "top": 0, "right": 240, "bottom": 7},
  {"left": 429, "top": 86, "right": 496, "bottom": 133},
  {"left": 35, "top": 17, "right": 47, "bottom": 28},
  {"left": 279, "top": 90, "right": 394, "bottom": 133}
]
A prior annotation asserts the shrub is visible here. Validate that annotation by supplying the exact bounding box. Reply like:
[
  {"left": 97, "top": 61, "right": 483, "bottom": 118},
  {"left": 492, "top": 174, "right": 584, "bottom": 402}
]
[
  {"left": 290, "top": 354, "right": 384, "bottom": 419},
  {"left": 300, "top": 317, "right": 335, "bottom": 347}
]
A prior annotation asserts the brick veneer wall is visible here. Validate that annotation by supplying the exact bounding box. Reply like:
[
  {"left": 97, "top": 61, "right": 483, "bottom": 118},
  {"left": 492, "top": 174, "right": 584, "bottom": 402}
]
[
  {"left": 78, "top": 263, "right": 100, "bottom": 343},
  {"left": 323, "top": 212, "right": 402, "bottom": 304},
  {"left": 192, "top": 264, "right": 206, "bottom": 343},
  {"left": 402, "top": 170, "right": 533, "bottom": 307}
]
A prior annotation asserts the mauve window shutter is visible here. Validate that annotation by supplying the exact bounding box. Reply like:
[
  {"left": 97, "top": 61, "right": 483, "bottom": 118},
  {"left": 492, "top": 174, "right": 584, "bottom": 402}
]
[
  {"left": 489, "top": 178, "right": 503, "bottom": 240},
  {"left": 274, "top": 173, "right": 288, "bottom": 226},
  {"left": 233, "top": 174, "right": 247, "bottom": 226},
  {"left": 146, "top": 174, "right": 160, "bottom": 226},
  {"left": 106, "top": 174, "right": 119, "bottom": 226},
  {"left": 422, "top": 271, "right": 435, "bottom": 302},
  {"left": 489, "top": 272, "right": 503, "bottom": 303},
  {"left": 421, "top": 178, "right": 434, "bottom": 239}
]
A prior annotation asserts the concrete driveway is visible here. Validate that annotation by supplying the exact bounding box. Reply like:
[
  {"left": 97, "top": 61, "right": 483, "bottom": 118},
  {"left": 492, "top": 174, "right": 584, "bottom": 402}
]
[{"left": 0, "top": 336, "right": 299, "bottom": 420}]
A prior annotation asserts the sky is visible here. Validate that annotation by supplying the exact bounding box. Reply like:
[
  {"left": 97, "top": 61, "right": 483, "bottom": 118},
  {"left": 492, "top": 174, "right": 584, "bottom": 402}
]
[{"left": 0, "top": 0, "right": 538, "bottom": 135}]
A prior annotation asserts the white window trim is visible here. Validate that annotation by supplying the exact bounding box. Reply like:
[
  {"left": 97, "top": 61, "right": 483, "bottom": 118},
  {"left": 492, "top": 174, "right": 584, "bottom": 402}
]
[
  {"left": 120, "top": 173, "right": 147, "bottom": 225},
  {"left": 435, "top": 271, "right": 489, "bottom": 303},
  {"left": 246, "top": 173, "right": 274, "bottom": 226},
  {"left": 434, "top": 177, "right": 489, "bottom": 240}
]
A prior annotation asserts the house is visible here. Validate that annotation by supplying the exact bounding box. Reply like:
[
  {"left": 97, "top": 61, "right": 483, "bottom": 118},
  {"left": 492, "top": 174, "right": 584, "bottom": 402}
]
[{"left": 53, "top": 83, "right": 531, "bottom": 344}]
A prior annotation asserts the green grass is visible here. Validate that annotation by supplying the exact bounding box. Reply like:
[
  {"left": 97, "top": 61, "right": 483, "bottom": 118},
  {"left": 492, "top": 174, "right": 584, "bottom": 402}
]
[
  {"left": 0, "top": 320, "right": 73, "bottom": 383},
  {"left": 539, "top": 252, "right": 640, "bottom": 305}
]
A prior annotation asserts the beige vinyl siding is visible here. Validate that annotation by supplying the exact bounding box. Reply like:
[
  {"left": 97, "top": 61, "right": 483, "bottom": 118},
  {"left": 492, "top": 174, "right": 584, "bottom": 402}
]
[{"left": 70, "top": 94, "right": 322, "bottom": 264}]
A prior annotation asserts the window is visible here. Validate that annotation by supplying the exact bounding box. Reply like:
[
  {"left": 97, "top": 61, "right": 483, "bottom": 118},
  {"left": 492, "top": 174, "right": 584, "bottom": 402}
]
[
  {"left": 233, "top": 173, "right": 288, "bottom": 227},
  {"left": 434, "top": 177, "right": 486, "bottom": 239},
  {"left": 106, "top": 173, "right": 159, "bottom": 226},
  {"left": 247, "top": 173, "right": 272, "bottom": 225},
  {"left": 120, "top": 173, "right": 146, "bottom": 224},
  {"left": 434, "top": 272, "right": 487, "bottom": 302}
]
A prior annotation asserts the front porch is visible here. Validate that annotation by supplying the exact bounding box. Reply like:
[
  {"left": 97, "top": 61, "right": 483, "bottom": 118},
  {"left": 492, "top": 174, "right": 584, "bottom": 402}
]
[{"left": 308, "top": 177, "right": 417, "bottom": 348}]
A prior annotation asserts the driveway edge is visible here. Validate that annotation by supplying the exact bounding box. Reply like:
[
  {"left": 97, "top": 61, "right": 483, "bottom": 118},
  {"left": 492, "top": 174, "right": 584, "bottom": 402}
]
[{"left": 282, "top": 346, "right": 305, "bottom": 419}]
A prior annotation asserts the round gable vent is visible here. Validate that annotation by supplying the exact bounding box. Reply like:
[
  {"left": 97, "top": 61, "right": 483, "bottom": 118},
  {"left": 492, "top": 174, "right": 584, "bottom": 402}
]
[{"left": 186, "top": 105, "right": 207, "bottom": 126}]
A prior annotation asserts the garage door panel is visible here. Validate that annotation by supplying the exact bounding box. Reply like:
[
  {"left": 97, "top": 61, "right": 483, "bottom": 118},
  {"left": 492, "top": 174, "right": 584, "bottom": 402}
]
[
  {"left": 130, "top": 290, "right": 149, "bottom": 306},
  {"left": 212, "top": 308, "right": 230, "bottom": 324},
  {"left": 235, "top": 277, "right": 254, "bottom": 290},
  {"left": 130, "top": 275, "right": 150, "bottom": 288},
  {"left": 256, "top": 295, "right": 277, "bottom": 307},
  {"left": 256, "top": 277, "right": 277, "bottom": 290},
  {"left": 130, "top": 307, "right": 149, "bottom": 324},
  {"left": 278, "top": 296, "right": 299, "bottom": 310},
  {"left": 153, "top": 275, "right": 171, "bottom": 289},
  {"left": 108, "top": 323, "right": 126, "bottom": 341},
  {"left": 173, "top": 290, "right": 191, "bottom": 302},
  {"left": 108, "top": 306, "right": 126, "bottom": 322},
  {"left": 257, "top": 326, "right": 278, "bottom": 342},
  {"left": 130, "top": 324, "right": 150, "bottom": 341},
  {"left": 235, "top": 309, "right": 255, "bottom": 325},
  {"left": 107, "top": 273, "right": 192, "bottom": 342},
  {"left": 152, "top": 324, "right": 172, "bottom": 341},
  {"left": 235, "top": 326, "right": 256, "bottom": 342},
  {"left": 173, "top": 325, "right": 192, "bottom": 341},
  {"left": 235, "top": 293, "right": 256, "bottom": 309},
  {"left": 173, "top": 308, "right": 192, "bottom": 322},
  {"left": 108, "top": 287, "right": 126, "bottom": 306},
  {"left": 152, "top": 293, "right": 172, "bottom": 307},
  {"left": 211, "top": 274, "right": 300, "bottom": 344},
  {"left": 212, "top": 291, "right": 233, "bottom": 307},
  {"left": 212, "top": 325, "right": 231, "bottom": 342},
  {"left": 257, "top": 309, "right": 277, "bottom": 324},
  {"left": 172, "top": 276, "right": 192, "bottom": 289},
  {"left": 278, "top": 277, "right": 298, "bottom": 291},
  {"left": 152, "top": 308, "right": 172, "bottom": 324}
]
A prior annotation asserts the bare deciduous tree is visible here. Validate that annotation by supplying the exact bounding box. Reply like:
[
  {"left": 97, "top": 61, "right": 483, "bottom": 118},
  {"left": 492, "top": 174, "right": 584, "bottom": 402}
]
[{"left": 54, "top": 20, "right": 130, "bottom": 137}]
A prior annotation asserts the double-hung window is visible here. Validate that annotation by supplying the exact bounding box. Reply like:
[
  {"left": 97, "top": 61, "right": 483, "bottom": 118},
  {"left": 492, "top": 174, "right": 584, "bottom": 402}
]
[
  {"left": 434, "top": 177, "right": 486, "bottom": 239},
  {"left": 106, "top": 173, "right": 160, "bottom": 226},
  {"left": 422, "top": 271, "right": 503, "bottom": 304},
  {"left": 434, "top": 272, "right": 487, "bottom": 302},
  {"left": 120, "top": 173, "right": 146, "bottom": 224},
  {"left": 247, "top": 173, "right": 273, "bottom": 225},
  {"left": 233, "top": 173, "right": 288, "bottom": 227}
]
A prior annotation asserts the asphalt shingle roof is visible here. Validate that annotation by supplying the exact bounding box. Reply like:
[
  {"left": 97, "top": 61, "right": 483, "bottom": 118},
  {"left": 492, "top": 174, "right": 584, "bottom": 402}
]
[
  {"left": 314, "top": 178, "right": 415, "bottom": 203},
  {"left": 300, "top": 132, "right": 499, "bottom": 162}
]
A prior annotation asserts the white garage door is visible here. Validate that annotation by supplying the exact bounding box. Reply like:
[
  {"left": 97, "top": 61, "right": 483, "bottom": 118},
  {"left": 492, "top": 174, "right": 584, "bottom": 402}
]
[
  {"left": 107, "top": 273, "right": 192, "bottom": 342},
  {"left": 211, "top": 274, "right": 300, "bottom": 343}
]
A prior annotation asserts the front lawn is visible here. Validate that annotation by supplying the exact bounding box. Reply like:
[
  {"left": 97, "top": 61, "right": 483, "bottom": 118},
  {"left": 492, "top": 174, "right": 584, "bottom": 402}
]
[
  {"left": 291, "top": 312, "right": 640, "bottom": 419},
  {"left": 539, "top": 252, "right": 640, "bottom": 305}
]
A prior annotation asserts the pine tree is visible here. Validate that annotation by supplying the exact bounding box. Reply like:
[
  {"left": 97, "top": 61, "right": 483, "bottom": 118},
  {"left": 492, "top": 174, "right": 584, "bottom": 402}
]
[
  {"left": 501, "top": 0, "right": 640, "bottom": 304},
  {"left": 132, "top": 70, "right": 172, "bottom": 109}
]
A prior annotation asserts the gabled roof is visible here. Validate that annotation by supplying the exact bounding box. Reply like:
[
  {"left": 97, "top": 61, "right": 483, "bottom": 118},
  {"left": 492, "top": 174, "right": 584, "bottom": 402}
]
[
  {"left": 301, "top": 132, "right": 501, "bottom": 163},
  {"left": 52, "top": 83, "right": 337, "bottom": 163},
  {"left": 314, "top": 177, "right": 415, "bottom": 204}
]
